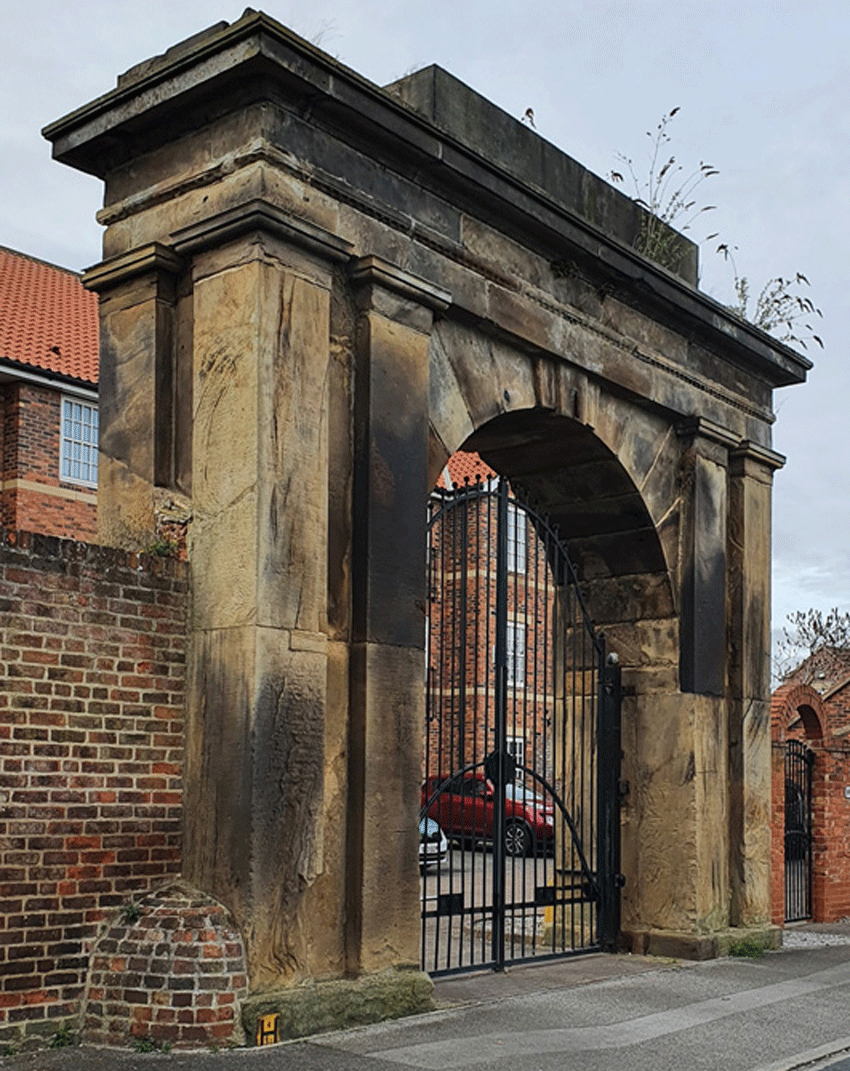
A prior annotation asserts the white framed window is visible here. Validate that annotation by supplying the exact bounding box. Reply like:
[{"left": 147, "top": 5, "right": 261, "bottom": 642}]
[
  {"left": 506, "top": 621, "right": 526, "bottom": 687},
  {"left": 506, "top": 503, "right": 526, "bottom": 574},
  {"left": 61, "top": 397, "right": 98, "bottom": 487},
  {"left": 505, "top": 735, "right": 525, "bottom": 780}
]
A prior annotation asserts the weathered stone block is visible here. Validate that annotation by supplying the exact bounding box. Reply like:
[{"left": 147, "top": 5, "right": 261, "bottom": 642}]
[{"left": 241, "top": 968, "right": 434, "bottom": 1042}]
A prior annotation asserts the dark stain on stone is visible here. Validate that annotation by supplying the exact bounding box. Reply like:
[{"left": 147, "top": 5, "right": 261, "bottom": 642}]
[{"left": 254, "top": 671, "right": 324, "bottom": 974}]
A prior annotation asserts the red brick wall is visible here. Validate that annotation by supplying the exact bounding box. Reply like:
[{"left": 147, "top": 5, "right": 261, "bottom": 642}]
[
  {"left": 0, "top": 530, "right": 187, "bottom": 1050},
  {"left": 811, "top": 746, "right": 850, "bottom": 921},
  {"left": 770, "top": 739, "right": 785, "bottom": 926},
  {"left": 83, "top": 883, "right": 248, "bottom": 1049},
  {"left": 770, "top": 683, "right": 850, "bottom": 925},
  {"left": 0, "top": 383, "right": 97, "bottom": 542},
  {"left": 426, "top": 491, "right": 557, "bottom": 784},
  {"left": 826, "top": 682, "right": 850, "bottom": 733}
]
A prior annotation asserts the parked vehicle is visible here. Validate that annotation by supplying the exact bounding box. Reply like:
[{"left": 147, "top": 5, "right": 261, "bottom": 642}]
[
  {"left": 419, "top": 817, "right": 448, "bottom": 872},
  {"left": 421, "top": 773, "right": 555, "bottom": 856}
]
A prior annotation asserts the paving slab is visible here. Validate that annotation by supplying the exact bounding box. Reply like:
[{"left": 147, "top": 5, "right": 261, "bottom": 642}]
[{"left": 5, "top": 930, "right": 850, "bottom": 1071}]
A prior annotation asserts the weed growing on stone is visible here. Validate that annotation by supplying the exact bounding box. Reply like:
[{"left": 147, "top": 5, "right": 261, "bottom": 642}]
[
  {"left": 144, "top": 538, "right": 178, "bottom": 558},
  {"left": 121, "top": 900, "right": 142, "bottom": 924},
  {"left": 728, "top": 937, "right": 768, "bottom": 958},
  {"left": 609, "top": 107, "right": 718, "bottom": 271},
  {"left": 133, "top": 1037, "right": 171, "bottom": 1053},
  {"left": 719, "top": 248, "right": 823, "bottom": 350},
  {"left": 48, "top": 1025, "right": 75, "bottom": 1049},
  {"left": 610, "top": 108, "right": 823, "bottom": 351}
]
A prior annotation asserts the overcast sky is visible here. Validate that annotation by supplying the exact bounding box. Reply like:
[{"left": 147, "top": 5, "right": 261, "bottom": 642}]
[{"left": 1, "top": 0, "right": 848, "bottom": 636}]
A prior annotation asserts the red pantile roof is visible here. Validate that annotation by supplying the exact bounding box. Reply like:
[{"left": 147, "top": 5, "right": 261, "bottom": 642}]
[
  {"left": 438, "top": 450, "right": 497, "bottom": 489},
  {"left": 0, "top": 246, "right": 98, "bottom": 385}
]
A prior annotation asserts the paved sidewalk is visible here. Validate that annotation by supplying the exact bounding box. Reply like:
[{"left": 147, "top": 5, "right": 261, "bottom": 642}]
[{"left": 4, "top": 923, "right": 850, "bottom": 1071}]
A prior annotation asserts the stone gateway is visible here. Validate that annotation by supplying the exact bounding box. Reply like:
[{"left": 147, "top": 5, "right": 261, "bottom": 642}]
[{"left": 45, "top": 10, "right": 808, "bottom": 1039}]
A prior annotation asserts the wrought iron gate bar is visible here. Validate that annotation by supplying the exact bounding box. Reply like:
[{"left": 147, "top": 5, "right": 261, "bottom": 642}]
[
  {"left": 784, "top": 739, "right": 813, "bottom": 923},
  {"left": 422, "top": 474, "right": 622, "bottom": 976}
]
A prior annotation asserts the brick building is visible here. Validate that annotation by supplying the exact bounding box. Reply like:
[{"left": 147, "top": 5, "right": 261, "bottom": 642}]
[
  {"left": 771, "top": 671, "right": 850, "bottom": 925},
  {"left": 0, "top": 246, "right": 98, "bottom": 541},
  {"left": 428, "top": 451, "right": 557, "bottom": 789}
]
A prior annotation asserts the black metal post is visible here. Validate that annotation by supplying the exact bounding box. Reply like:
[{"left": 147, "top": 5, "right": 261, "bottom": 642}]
[
  {"left": 597, "top": 648, "right": 622, "bottom": 952},
  {"left": 491, "top": 477, "right": 509, "bottom": 970}
]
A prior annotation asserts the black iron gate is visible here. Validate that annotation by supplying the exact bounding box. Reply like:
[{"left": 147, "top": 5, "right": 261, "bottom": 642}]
[
  {"left": 784, "top": 739, "right": 814, "bottom": 922},
  {"left": 421, "top": 475, "right": 622, "bottom": 975}
]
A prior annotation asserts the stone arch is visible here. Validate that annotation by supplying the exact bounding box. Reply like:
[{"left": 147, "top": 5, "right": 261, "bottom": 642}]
[
  {"left": 47, "top": 8, "right": 810, "bottom": 1034},
  {"left": 433, "top": 406, "right": 677, "bottom": 673},
  {"left": 425, "top": 330, "right": 716, "bottom": 944},
  {"left": 428, "top": 320, "right": 680, "bottom": 619}
]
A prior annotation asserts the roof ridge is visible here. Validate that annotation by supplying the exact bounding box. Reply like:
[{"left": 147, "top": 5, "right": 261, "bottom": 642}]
[{"left": 0, "top": 244, "right": 82, "bottom": 279}]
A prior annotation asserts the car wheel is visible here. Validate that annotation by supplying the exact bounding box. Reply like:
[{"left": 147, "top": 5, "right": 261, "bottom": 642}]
[{"left": 504, "top": 820, "right": 532, "bottom": 857}]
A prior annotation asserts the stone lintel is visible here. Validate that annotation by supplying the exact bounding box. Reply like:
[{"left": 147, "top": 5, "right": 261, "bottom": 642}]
[
  {"left": 730, "top": 439, "right": 786, "bottom": 474},
  {"left": 350, "top": 255, "right": 452, "bottom": 312},
  {"left": 171, "top": 199, "right": 353, "bottom": 263},
  {"left": 82, "top": 242, "right": 183, "bottom": 292}
]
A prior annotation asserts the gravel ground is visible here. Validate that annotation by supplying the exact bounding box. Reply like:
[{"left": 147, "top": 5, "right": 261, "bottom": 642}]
[{"left": 783, "top": 920, "right": 850, "bottom": 948}]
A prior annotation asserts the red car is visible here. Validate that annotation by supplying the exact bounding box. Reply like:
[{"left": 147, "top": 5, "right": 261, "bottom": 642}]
[{"left": 421, "top": 773, "right": 555, "bottom": 856}]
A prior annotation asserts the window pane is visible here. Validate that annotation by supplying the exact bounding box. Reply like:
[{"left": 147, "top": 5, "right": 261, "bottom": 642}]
[
  {"left": 506, "top": 622, "right": 526, "bottom": 687},
  {"left": 60, "top": 398, "right": 98, "bottom": 487},
  {"left": 507, "top": 504, "right": 527, "bottom": 574}
]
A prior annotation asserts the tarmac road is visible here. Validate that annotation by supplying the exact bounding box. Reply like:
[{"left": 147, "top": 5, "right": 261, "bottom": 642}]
[{"left": 4, "top": 925, "right": 850, "bottom": 1071}]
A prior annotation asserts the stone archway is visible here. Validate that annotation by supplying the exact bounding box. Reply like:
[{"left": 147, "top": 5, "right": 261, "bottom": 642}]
[
  {"left": 442, "top": 408, "right": 678, "bottom": 943},
  {"left": 47, "top": 9, "right": 808, "bottom": 1037}
]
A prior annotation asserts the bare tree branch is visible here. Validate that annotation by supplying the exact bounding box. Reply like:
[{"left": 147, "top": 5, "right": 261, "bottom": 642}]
[{"left": 774, "top": 607, "right": 850, "bottom": 687}]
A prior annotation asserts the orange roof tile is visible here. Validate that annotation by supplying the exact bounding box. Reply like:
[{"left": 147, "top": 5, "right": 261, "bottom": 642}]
[
  {"left": 437, "top": 450, "right": 497, "bottom": 489},
  {"left": 0, "top": 246, "right": 98, "bottom": 385}
]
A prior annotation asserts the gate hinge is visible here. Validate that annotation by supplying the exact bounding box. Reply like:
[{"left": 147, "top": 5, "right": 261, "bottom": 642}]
[
  {"left": 618, "top": 778, "right": 630, "bottom": 797},
  {"left": 614, "top": 873, "right": 626, "bottom": 889}
]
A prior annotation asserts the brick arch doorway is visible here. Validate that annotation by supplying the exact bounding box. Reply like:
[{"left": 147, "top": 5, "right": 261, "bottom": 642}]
[
  {"left": 422, "top": 408, "right": 673, "bottom": 972},
  {"left": 771, "top": 684, "right": 827, "bottom": 924}
]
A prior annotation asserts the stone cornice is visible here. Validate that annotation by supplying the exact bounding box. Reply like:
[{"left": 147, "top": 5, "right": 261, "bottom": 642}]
[
  {"left": 170, "top": 199, "right": 353, "bottom": 263},
  {"left": 730, "top": 439, "right": 786, "bottom": 473},
  {"left": 83, "top": 243, "right": 183, "bottom": 293},
  {"left": 46, "top": 9, "right": 810, "bottom": 391},
  {"left": 350, "top": 256, "right": 451, "bottom": 311}
]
